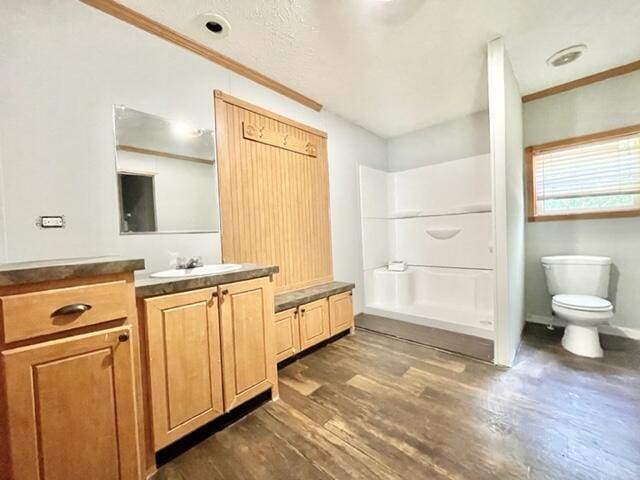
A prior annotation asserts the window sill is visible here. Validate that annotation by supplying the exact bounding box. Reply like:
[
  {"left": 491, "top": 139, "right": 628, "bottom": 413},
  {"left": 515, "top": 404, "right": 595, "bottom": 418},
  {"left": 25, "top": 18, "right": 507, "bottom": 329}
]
[{"left": 528, "top": 209, "right": 640, "bottom": 222}]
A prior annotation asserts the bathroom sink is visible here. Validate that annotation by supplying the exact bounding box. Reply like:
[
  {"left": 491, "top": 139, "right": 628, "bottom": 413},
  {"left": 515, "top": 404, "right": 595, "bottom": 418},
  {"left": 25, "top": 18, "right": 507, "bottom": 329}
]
[{"left": 150, "top": 264, "right": 243, "bottom": 278}]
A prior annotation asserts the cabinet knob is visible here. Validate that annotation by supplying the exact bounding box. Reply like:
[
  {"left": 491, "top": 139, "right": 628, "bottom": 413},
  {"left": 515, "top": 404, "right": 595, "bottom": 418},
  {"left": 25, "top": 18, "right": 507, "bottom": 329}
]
[
  {"left": 118, "top": 332, "right": 130, "bottom": 343},
  {"left": 221, "top": 289, "right": 229, "bottom": 296}
]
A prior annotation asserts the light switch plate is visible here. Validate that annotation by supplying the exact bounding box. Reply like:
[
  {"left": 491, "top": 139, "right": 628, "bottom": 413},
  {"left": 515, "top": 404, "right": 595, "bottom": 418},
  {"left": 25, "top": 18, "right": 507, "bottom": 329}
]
[{"left": 37, "top": 216, "right": 65, "bottom": 228}]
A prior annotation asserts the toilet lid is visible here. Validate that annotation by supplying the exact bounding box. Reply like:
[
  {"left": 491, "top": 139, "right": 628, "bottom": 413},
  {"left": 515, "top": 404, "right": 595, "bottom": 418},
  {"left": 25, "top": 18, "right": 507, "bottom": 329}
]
[{"left": 552, "top": 294, "right": 612, "bottom": 312}]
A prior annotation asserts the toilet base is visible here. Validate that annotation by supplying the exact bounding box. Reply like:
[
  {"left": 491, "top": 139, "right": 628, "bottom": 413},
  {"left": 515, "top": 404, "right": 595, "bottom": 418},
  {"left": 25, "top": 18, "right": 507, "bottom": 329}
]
[{"left": 561, "top": 323, "right": 603, "bottom": 358}]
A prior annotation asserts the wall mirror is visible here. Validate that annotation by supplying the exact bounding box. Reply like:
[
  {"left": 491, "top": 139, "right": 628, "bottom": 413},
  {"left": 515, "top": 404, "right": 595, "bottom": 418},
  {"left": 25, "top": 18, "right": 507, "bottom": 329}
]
[{"left": 113, "top": 105, "right": 219, "bottom": 234}]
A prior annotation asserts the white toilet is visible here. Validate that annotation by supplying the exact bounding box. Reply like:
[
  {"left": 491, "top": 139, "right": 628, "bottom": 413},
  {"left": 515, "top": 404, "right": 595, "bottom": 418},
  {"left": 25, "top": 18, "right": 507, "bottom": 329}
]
[{"left": 541, "top": 255, "right": 613, "bottom": 358}]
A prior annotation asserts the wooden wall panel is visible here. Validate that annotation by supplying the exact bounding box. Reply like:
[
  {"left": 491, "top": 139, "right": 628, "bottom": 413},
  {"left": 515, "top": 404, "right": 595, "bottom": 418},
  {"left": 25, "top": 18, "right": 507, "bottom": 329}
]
[{"left": 215, "top": 92, "right": 333, "bottom": 293}]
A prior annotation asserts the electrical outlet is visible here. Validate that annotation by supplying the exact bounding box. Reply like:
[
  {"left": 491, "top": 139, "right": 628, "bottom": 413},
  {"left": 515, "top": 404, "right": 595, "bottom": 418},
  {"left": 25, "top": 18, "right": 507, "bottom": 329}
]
[{"left": 37, "top": 216, "right": 65, "bottom": 229}]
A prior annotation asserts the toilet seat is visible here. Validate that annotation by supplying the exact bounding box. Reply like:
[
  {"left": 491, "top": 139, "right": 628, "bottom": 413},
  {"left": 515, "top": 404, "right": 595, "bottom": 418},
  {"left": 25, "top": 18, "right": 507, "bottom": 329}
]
[
  {"left": 552, "top": 294, "right": 612, "bottom": 312},
  {"left": 551, "top": 295, "right": 614, "bottom": 358}
]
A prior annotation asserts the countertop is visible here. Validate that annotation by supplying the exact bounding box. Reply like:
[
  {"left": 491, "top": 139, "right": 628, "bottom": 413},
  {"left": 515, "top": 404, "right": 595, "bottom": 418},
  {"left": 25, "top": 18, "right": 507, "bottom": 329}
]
[
  {"left": 135, "top": 263, "right": 279, "bottom": 298},
  {"left": 274, "top": 281, "right": 355, "bottom": 312},
  {"left": 0, "top": 256, "right": 146, "bottom": 287}
]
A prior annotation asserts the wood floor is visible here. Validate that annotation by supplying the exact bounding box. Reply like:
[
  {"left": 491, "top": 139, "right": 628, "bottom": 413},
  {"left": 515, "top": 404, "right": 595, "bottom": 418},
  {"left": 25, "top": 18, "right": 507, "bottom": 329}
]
[{"left": 153, "top": 324, "right": 640, "bottom": 480}]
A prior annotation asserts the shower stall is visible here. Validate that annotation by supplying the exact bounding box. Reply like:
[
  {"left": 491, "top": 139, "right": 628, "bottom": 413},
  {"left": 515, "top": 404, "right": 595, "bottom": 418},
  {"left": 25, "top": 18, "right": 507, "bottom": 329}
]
[
  {"left": 358, "top": 38, "right": 524, "bottom": 366},
  {"left": 359, "top": 154, "right": 495, "bottom": 343}
]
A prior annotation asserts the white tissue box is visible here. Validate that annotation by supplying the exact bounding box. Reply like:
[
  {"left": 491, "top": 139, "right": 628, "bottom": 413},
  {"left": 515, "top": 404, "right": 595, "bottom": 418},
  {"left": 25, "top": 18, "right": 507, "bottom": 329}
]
[{"left": 388, "top": 261, "right": 407, "bottom": 272}]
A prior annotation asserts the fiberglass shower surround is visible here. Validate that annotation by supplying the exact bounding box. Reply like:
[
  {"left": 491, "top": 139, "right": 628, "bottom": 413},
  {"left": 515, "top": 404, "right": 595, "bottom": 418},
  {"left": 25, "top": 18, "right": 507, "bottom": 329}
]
[{"left": 359, "top": 154, "right": 495, "bottom": 339}]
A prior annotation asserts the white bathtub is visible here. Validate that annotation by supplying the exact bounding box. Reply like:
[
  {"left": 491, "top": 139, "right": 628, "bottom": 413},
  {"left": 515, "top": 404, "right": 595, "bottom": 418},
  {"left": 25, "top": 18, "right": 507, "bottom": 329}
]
[{"left": 364, "top": 266, "right": 494, "bottom": 339}]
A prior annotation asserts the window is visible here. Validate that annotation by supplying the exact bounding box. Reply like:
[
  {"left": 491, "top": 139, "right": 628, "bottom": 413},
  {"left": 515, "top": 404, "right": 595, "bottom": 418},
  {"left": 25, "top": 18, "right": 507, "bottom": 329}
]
[{"left": 526, "top": 125, "right": 640, "bottom": 221}]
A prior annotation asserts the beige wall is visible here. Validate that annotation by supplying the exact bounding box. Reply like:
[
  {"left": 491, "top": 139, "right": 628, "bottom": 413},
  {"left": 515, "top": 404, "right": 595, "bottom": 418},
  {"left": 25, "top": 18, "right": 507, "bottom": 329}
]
[{"left": 524, "top": 70, "right": 640, "bottom": 331}]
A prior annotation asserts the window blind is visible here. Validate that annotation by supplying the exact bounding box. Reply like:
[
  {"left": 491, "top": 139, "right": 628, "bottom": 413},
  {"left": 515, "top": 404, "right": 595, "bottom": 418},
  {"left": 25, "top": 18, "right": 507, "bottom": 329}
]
[{"left": 534, "top": 133, "right": 640, "bottom": 202}]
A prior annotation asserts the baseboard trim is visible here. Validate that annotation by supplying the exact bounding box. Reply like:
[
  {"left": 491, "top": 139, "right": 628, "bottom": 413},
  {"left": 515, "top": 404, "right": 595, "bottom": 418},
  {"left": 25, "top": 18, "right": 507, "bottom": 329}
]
[{"left": 526, "top": 314, "right": 640, "bottom": 341}]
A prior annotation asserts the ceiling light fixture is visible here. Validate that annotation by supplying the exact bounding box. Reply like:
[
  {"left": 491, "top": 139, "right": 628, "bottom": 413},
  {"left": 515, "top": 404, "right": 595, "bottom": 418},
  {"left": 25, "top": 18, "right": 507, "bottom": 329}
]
[
  {"left": 546, "top": 44, "right": 587, "bottom": 67},
  {"left": 205, "top": 21, "right": 223, "bottom": 33},
  {"left": 172, "top": 122, "right": 204, "bottom": 138},
  {"left": 200, "top": 13, "right": 231, "bottom": 39}
]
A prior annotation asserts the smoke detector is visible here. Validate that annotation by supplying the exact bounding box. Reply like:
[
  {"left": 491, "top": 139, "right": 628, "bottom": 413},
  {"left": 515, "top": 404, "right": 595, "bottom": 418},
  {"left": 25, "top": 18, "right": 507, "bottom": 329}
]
[{"left": 546, "top": 44, "right": 587, "bottom": 67}]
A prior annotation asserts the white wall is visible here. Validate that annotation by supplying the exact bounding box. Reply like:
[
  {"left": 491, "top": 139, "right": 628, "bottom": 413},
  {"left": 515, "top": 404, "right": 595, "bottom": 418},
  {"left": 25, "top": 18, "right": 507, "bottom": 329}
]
[
  {"left": 325, "top": 115, "right": 387, "bottom": 313},
  {"left": 0, "top": 0, "right": 386, "bottom": 313},
  {"left": 387, "top": 110, "right": 489, "bottom": 171},
  {"left": 524, "top": 70, "right": 640, "bottom": 146},
  {"left": 0, "top": 138, "right": 7, "bottom": 263},
  {"left": 488, "top": 38, "right": 525, "bottom": 366},
  {"left": 390, "top": 154, "right": 492, "bottom": 215},
  {"left": 524, "top": 70, "right": 640, "bottom": 332}
]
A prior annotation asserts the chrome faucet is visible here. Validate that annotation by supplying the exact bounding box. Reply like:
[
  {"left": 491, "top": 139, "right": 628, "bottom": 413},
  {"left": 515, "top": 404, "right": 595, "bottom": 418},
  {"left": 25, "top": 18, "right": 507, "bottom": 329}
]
[{"left": 176, "top": 256, "right": 203, "bottom": 269}]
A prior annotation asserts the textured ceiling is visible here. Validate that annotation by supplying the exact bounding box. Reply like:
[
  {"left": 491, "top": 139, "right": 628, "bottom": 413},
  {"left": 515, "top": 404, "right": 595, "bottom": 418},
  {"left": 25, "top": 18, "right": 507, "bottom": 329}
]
[{"left": 117, "top": 0, "right": 640, "bottom": 138}]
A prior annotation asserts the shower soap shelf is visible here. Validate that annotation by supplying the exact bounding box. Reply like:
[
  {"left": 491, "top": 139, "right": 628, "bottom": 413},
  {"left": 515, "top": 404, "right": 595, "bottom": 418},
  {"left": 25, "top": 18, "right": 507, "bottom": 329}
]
[{"left": 425, "top": 228, "right": 462, "bottom": 240}]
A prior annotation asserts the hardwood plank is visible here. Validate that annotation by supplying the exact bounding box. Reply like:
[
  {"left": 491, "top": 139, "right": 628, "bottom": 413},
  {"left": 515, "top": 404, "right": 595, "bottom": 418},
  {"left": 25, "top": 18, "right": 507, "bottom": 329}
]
[
  {"left": 153, "top": 327, "right": 640, "bottom": 480},
  {"left": 257, "top": 401, "right": 401, "bottom": 480}
]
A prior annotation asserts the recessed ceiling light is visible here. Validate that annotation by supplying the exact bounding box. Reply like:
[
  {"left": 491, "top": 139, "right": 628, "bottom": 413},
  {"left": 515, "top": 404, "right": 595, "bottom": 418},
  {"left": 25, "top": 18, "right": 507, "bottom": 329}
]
[
  {"left": 206, "top": 21, "right": 223, "bottom": 33},
  {"left": 200, "top": 13, "right": 231, "bottom": 39},
  {"left": 547, "top": 44, "right": 587, "bottom": 67},
  {"left": 172, "top": 122, "right": 204, "bottom": 138}
]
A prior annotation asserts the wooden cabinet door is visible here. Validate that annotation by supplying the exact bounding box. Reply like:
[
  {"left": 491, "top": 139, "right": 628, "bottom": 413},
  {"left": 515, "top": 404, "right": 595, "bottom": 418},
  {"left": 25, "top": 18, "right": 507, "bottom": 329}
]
[
  {"left": 1, "top": 326, "right": 140, "bottom": 480},
  {"left": 299, "top": 298, "right": 330, "bottom": 350},
  {"left": 144, "top": 288, "right": 224, "bottom": 450},
  {"left": 329, "top": 291, "right": 354, "bottom": 335},
  {"left": 219, "top": 277, "right": 277, "bottom": 410},
  {"left": 274, "top": 308, "right": 300, "bottom": 362}
]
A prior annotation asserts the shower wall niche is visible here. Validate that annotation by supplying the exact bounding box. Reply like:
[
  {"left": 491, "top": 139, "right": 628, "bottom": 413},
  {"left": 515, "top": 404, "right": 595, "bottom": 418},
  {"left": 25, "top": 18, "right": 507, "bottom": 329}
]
[{"left": 359, "top": 154, "right": 495, "bottom": 339}]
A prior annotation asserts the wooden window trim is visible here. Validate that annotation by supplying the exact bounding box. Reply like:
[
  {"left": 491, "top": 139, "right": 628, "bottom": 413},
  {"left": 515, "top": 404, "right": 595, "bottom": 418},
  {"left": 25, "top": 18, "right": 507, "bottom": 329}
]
[{"left": 525, "top": 124, "right": 640, "bottom": 222}]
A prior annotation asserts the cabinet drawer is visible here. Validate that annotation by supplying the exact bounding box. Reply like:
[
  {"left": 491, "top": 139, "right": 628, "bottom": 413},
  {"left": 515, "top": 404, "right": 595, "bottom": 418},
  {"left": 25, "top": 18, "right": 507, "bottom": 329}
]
[{"left": 1, "top": 280, "right": 129, "bottom": 343}]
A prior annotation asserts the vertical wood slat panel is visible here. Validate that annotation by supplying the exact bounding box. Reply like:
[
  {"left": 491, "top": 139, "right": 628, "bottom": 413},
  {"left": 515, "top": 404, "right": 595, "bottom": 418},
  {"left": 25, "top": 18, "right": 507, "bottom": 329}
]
[{"left": 215, "top": 94, "right": 333, "bottom": 293}]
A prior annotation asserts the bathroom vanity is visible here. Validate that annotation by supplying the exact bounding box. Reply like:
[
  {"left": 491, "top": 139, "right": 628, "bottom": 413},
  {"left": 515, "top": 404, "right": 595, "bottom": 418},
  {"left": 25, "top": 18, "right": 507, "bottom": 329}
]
[
  {"left": 135, "top": 263, "right": 280, "bottom": 457},
  {"left": 0, "top": 257, "right": 354, "bottom": 479}
]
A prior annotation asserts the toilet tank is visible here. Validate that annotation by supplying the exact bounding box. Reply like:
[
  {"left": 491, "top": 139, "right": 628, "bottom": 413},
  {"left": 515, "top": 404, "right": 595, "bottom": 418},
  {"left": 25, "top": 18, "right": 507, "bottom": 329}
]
[{"left": 541, "top": 255, "right": 611, "bottom": 297}]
